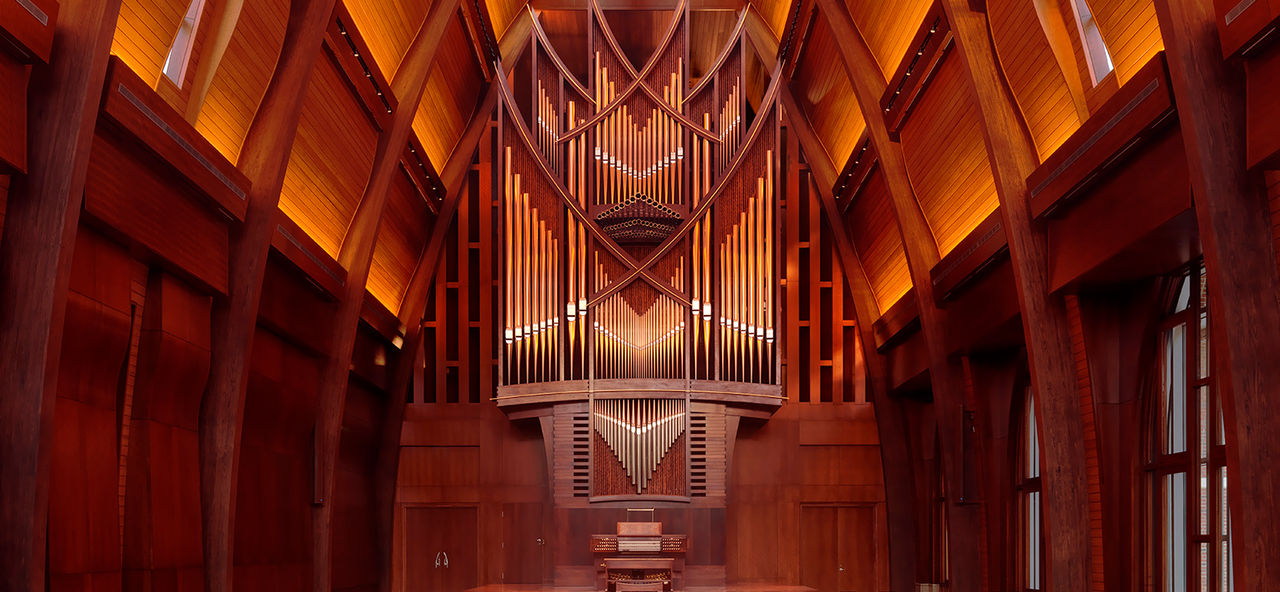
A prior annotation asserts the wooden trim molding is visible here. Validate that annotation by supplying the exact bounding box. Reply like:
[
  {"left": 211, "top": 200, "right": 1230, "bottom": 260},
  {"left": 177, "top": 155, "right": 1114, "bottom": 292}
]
[
  {"left": 0, "top": 0, "right": 57, "bottom": 63},
  {"left": 324, "top": 2, "right": 399, "bottom": 131},
  {"left": 1028, "top": 53, "right": 1176, "bottom": 220},
  {"left": 872, "top": 292, "right": 920, "bottom": 352},
  {"left": 929, "top": 208, "right": 1009, "bottom": 304},
  {"left": 99, "top": 57, "right": 251, "bottom": 222},
  {"left": 880, "top": 0, "right": 954, "bottom": 140}
]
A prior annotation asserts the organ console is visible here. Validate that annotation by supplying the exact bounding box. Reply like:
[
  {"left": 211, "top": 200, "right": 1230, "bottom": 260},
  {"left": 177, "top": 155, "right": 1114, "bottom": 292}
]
[{"left": 591, "top": 520, "right": 687, "bottom": 591}]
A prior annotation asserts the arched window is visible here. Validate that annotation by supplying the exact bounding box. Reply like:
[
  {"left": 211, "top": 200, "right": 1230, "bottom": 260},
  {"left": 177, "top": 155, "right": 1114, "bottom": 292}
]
[
  {"left": 1017, "top": 387, "right": 1043, "bottom": 591},
  {"left": 1147, "top": 261, "right": 1232, "bottom": 592}
]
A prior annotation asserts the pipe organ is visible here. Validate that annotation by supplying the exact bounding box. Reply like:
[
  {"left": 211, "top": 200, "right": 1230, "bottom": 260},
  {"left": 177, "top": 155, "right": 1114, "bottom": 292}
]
[{"left": 497, "top": 0, "right": 783, "bottom": 502}]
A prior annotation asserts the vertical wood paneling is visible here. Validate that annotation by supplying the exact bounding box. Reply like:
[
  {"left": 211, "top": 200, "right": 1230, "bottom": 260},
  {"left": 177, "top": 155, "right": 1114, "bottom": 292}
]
[
  {"left": 332, "top": 380, "right": 384, "bottom": 591},
  {"left": 1090, "top": 0, "right": 1164, "bottom": 86},
  {"left": 278, "top": 55, "right": 380, "bottom": 260},
  {"left": 49, "top": 230, "right": 133, "bottom": 588},
  {"left": 989, "top": 0, "right": 1082, "bottom": 162},
  {"left": 1268, "top": 171, "right": 1280, "bottom": 278},
  {"left": 124, "top": 272, "right": 211, "bottom": 591},
  {"left": 194, "top": 0, "right": 289, "bottom": 163},
  {"left": 1065, "top": 294, "right": 1107, "bottom": 592},
  {"left": 844, "top": 0, "right": 934, "bottom": 79},
  {"left": 110, "top": 0, "right": 190, "bottom": 85},
  {"left": 342, "top": 0, "right": 434, "bottom": 80},
  {"left": 233, "top": 328, "right": 321, "bottom": 590},
  {"left": 844, "top": 170, "right": 911, "bottom": 313},
  {"left": 898, "top": 55, "right": 998, "bottom": 257},
  {"left": 369, "top": 170, "right": 433, "bottom": 312}
]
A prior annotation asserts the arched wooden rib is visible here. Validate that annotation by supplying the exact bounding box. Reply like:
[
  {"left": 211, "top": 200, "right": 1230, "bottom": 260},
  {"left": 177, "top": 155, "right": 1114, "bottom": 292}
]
[
  {"left": 683, "top": 10, "right": 748, "bottom": 104},
  {"left": 494, "top": 64, "right": 692, "bottom": 308},
  {"left": 558, "top": 0, "right": 717, "bottom": 144},
  {"left": 528, "top": 6, "right": 595, "bottom": 105},
  {"left": 587, "top": 64, "right": 782, "bottom": 308}
]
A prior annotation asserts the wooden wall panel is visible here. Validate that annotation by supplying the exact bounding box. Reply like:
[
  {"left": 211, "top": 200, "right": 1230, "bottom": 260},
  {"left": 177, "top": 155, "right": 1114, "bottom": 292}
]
[
  {"left": 195, "top": 0, "right": 289, "bottom": 163},
  {"left": 1090, "top": 0, "right": 1164, "bottom": 87},
  {"left": 792, "top": 22, "right": 866, "bottom": 169},
  {"left": 279, "top": 54, "right": 380, "bottom": 260},
  {"left": 395, "top": 404, "right": 548, "bottom": 587},
  {"left": 843, "top": 0, "right": 933, "bottom": 79},
  {"left": 233, "top": 328, "right": 322, "bottom": 592},
  {"left": 845, "top": 169, "right": 911, "bottom": 313},
  {"left": 84, "top": 129, "right": 230, "bottom": 295},
  {"left": 110, "top": 0, "right": 189, "bottom": 86},
  {"left": 0, "top": 53, "right": 29, "bottom": 173},
  {"left": 342, "top": 0, "right": 433, "bottom": 80},
  {"left": 727, "top": 404, "right": 885, "bottom": 585},
  {"left": 1064, "top": 295, "right": 1106, "bottom": 591},
  {"left": 124, "top": 272, "right": 211, "bottom": 591},
  {"left": 989, "top": 0, "right": 1081, "bottom": 162},
  {"left": 48, "top": 230, "right": 134, "bottom": 589},
  {"left": 412, "top": 18, "right": 484, "bottom": 172},
  {"left": 0, "top": 174, "right": 8, "bottom": 231},
  {"left": 1264, "top": 166, "right": 1280, "bottom": 277},
  {"left": 898, "top": 55, "right": 998, "bottom": 257},
  {"left": 369, "top": 170, "right": 432, "bottom": 312},
  {"left": 332, "top": 380, "right": 385, "bottom": 592}
]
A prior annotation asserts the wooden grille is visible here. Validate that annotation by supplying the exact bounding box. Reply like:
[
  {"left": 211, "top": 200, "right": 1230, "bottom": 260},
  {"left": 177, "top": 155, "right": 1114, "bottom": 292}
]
[
  {"left": 554, "top": 409, "right": 592, "bottom": 500},
  {"left": 687, "top": 407, "right": 725, "bottom": 498}
]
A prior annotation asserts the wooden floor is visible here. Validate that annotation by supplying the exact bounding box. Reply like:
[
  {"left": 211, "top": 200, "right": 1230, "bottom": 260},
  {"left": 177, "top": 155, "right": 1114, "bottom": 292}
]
[{"left": 467, "top": 585, "right": 818, "bottom": 592}]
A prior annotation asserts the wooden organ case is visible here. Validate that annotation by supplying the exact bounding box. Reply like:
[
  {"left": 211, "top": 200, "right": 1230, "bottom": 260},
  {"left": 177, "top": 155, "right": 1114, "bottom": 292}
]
[{"left": 491, "top": 0, "right": 785, "bottom": 587}]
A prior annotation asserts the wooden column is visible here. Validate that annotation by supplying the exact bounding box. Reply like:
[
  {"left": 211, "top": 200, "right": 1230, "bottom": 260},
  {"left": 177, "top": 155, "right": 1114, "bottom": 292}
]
[
  {"left": 197, "top": 1, "right": 338, "bottom": 591},
  {"left": 938, "top": 1, "right": 1094, "bottom": 590},
  {"left": 310, "top": 1, "right": 463, "bottom": 590},
  {"left": 1152, "top": 1, "right": 1280, "bottom": 589},
  {"left": 778, "top": 81, "right": 920, "bottom": 592},
  {"left": 811, "top": 1, "right": 985, "bottom": 588},
  {"left": 0, "top": 0, "right": 122, "bottom": 587}
]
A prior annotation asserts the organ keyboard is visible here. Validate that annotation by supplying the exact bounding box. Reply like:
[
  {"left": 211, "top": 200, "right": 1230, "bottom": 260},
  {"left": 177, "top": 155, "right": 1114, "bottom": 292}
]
[{"left": 591, "top": 522, "right": 687, "bottom": 591}]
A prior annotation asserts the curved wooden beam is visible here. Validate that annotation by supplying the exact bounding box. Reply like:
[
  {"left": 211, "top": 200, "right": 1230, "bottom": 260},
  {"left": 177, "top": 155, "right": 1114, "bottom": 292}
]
[
  {"left": 196, "top": 2, "right": 339, "bottom": 591},
  {"left": 587, "top": 63, "right": 782, "bottom": 307},
  {"left": 528, "top": 6, "right": 596, "bottom": 103},
  {"left": 0, "top": 0, "right": 124, "bottom": 587},
  {"left": 938, "top": 2, "right": 1096, "bottom": 590},
  {"left": 310, "top": 0, "right": 465, "bottom": 589}
]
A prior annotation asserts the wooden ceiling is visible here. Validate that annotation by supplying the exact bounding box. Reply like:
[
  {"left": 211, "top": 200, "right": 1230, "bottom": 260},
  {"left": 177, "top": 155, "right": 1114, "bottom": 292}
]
[{"left": 343, "top": 0, "right": 435, "bottom": 80}]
